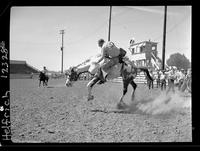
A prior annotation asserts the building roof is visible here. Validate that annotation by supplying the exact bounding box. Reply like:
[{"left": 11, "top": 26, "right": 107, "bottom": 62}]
[
  {"left": 130, "top": 41, "right": 158, "bottom": 47},
  {"left": 10, "top": 60, "right": 26, "bottom": 64},
  {"left": 10, "top": 60, "right": 40, "bottom": 73}
]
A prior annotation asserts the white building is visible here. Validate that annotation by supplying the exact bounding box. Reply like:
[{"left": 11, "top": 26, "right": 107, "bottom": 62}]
[{"left": 128, "top": 40, "right": 162, "bottom": 70}]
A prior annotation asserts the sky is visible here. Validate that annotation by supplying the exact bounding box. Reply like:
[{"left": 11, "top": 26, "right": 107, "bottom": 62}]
[{"left": 10, "top": 6, "right": 191, "bottom": 71}]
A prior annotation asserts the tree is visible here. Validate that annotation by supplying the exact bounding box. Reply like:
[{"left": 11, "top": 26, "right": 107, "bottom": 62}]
[{"left": 166, "top": 53, "right": 191, "bottom": 70}]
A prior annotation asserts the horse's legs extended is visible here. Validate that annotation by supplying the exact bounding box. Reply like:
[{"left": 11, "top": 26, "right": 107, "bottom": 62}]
[
  {"left": 46, "top": 77, "right": 49, "bottom": 86},
  {"left": 87, "top": 76, "right": 100, "bottom": 101},
  {"left": 151, "top": 80, "right": 154, "bottom": 89},
  {"left": 147, "top": 80, "right": 151, "bottom": 89},
  {"left": 119, "top": 78, "right": 130, "bottom": 104},
  {"left": 45, "top": 79, "right": 48, "bottom": 86},
  {"left": 117, "top": 78, "right": 132, "bottom": 109},
  {"left": 130, "top": 80, "right": 137, "bottom": 101}
]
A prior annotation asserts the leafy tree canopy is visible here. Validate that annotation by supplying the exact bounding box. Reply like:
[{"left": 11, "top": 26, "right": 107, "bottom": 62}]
[{"left": 166, "top": 53, "right": 191, "bottom": 70}]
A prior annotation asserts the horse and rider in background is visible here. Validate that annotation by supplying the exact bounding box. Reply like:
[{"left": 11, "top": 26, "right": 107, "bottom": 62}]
[
  {"left": 65, "top": 67, "right": 77, "bottom": 87},
  {"left": 39, "top": 66, "right": 49, "bottom": 87}
]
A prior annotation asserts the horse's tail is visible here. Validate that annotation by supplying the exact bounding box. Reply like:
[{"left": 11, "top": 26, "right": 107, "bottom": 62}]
[{"left": 137, "top": 67, "right": 153, "bottom": 81}]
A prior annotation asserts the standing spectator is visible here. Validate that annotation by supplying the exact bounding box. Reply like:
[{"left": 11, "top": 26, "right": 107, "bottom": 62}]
[
  {"left": 166, "top": 66, "right": 177, "bottom": 94},
  {"left": 129, "top": 37, "right": 135, "bottom": 46},
  {"left": 181, "top": 68, "right": 191, "bottom": 92},
  {"left": 155, "top": 70, "right": 161, "bottom": 88},
  {"left": 160, "top": 70, "right": 166, "bottom": 91},
  {"left": 147, "top": 70, "right": 154, "bottom": 89},
  {"left": 187, "top": 68, "right": 191, "bottom": 78},
  {"left": 176, "top": 69, "right": 185, "bottom": 91},
  {"left": 184, "top": 69, "right": 187, "bottom": 77}
]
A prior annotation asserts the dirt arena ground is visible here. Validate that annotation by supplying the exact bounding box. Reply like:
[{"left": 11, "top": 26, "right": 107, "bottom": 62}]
[{"left": 10, "top": 78, "right": 192, "bottom": 143}]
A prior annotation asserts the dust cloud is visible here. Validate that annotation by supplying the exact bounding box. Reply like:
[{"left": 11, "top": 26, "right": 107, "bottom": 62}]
[{"left": 136, "top": 91, "right": 191, "bottom": 115}]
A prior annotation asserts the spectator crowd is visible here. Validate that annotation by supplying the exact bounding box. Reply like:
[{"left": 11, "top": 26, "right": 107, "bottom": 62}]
[{"left": 146, "top": 66, "right": 191, "bottom": 93}]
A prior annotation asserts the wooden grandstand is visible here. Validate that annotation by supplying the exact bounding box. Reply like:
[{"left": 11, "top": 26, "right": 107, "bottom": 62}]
[{"left": 10, "top": 60, "right": 40, "bottom": 79}]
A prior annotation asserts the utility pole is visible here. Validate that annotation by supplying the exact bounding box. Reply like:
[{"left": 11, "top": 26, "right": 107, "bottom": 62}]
[
  {"left": 60, "top": 30, "right": 65, "bottom": 73},
  {"left": 108, "top": 6, "right": 112, "bottom": 41},
  {"left": 162, "top": 6, "right": 167, "bottom": 70}
]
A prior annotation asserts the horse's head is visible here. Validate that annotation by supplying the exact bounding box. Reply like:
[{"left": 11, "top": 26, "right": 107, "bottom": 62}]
[{"left": 65, "top": 67, "right": 79, "bottom": 87}]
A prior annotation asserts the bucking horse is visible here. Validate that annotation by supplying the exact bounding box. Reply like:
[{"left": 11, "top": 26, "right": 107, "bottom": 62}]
[{"left": 65, "top": 53, "right": 153, "bottom": 108}]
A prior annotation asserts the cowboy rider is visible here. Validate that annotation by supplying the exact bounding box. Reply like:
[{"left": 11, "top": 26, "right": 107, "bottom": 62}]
[
  {"left": 42, "top": 66, "right": 48, "bottom": 75},
  {"left": 95, "top": 39, "right": 127, "bottom": 84},
  {"left": 42, "top": 66, "right": 49, "bottom": 80}
]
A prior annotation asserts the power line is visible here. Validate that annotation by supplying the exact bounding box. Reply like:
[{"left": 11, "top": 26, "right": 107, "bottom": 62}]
[
  {"left": 166, "top": 15, "right": 190, "bottom": 33},
  {"left": 112, "top": 6, "right": 133, "bottom": 18},
  {"left": 153, "top": 14, "right": 190, "bottom": 41},
  {"left": 122, "top": 6, "right": 179, "bottom": 16},
  {"left": 66, "top": 6, "right": 132, "bottom": 46},
  {"left": 66, "top": 20, "right": 108, "bottom": 46}
]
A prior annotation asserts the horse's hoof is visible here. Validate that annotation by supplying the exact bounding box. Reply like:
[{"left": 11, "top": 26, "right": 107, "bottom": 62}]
[
  {"left": 66, "top": 83, "right": 71, "bottom": 87},
  {"left": 87, "top": 95, "right": 94, "bottom": 101},
  {"left": 117, "top": 102, "right": 127, "bottom": 109},
  {"left": 117, "top": 103, "right": 123, "bottom": 109}
]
